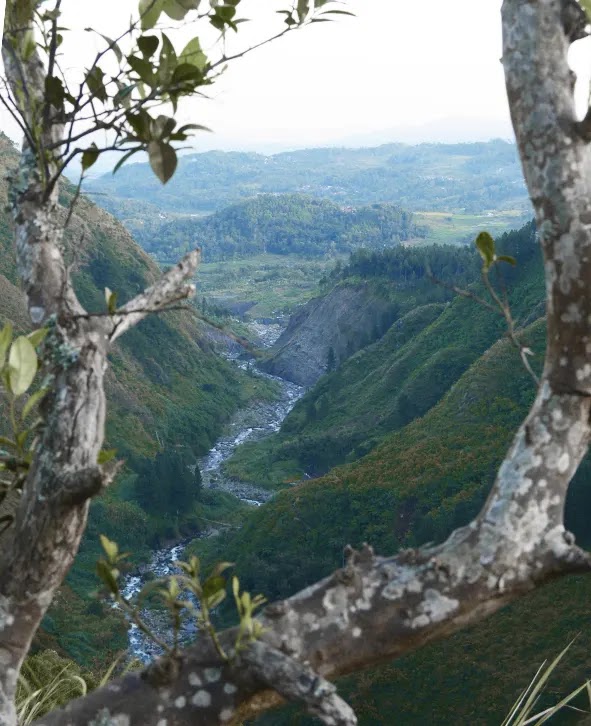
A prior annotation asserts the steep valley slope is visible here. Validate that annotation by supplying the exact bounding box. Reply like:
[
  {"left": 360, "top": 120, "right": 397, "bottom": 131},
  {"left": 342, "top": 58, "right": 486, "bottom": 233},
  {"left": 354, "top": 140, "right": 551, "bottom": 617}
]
[
  {"left": 227, "top": 222, "right": 543, "bottom": 486},
  {"left": 188, "top": 221, "right": 591, "bottom": 724},
  {"left": 0, "top": 133, "right": 273, "bottom": 666}
]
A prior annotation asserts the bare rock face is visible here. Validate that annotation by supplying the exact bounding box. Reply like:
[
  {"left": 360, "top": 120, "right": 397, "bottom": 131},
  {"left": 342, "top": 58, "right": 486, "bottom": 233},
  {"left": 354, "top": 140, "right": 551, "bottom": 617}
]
[{"left": 261, "top": 283, "right": 394, "bottom": 386}]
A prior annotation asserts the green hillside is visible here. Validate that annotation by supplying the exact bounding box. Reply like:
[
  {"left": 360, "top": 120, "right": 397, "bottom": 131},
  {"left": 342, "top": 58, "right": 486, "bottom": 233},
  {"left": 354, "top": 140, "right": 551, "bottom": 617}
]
[
  {"left": 180, "top": 219, "right": 591, "bottom": 724},
  {"left": 225, "top": 222, "right": 542, "bottom": 486},
  {"left": 0, "top": 133, "right": 274, "bottom": 666},
  {"left": 128, "top": 193, "right": 427, "bottom": 263},
  {"left": 192, "top": 311, "right": 591, "bottom": 724}
]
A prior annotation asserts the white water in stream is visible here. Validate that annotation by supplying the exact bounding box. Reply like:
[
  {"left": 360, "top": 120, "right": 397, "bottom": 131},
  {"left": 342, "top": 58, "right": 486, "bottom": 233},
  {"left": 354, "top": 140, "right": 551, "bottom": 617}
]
[{"left": 121, "top": 322, "right": 304, "bottom": 661}]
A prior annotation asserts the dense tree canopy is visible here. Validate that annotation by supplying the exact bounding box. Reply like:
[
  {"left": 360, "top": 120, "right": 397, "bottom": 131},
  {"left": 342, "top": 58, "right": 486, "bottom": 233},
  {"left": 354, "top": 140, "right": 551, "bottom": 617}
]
[{"left": 134, "top": 193, "right": 428, "bottom": 262}]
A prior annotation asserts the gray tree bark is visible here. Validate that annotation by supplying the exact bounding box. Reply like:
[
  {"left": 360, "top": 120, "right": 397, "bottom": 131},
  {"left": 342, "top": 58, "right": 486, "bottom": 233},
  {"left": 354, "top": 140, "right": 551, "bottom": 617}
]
[
  {"left": 2, "top": 0, "right": 591, "bottom": 725},
  {"left": 0, "top": 5, "right": 200, "bottom": 725}
]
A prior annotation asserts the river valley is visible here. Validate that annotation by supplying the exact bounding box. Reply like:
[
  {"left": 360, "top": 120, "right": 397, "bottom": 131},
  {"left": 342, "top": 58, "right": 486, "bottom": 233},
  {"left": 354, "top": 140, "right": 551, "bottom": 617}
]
[{"left": 121, "top": 321, "right": 304, "bottom": 661}]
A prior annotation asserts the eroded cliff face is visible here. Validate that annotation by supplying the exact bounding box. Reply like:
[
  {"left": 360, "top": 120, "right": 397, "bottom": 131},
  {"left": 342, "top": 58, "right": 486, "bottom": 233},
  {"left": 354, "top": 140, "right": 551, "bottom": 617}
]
[{"left": 261, "top": 283, "right": 395, "bottom": 386}]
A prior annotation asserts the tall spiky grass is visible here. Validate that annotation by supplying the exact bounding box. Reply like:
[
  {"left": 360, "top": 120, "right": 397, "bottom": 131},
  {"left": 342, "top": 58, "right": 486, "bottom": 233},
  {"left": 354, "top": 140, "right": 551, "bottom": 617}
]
[
  {"left": 15, "top": 649, "right": 137, "bottom": 724},
  {"left": 502, "top": 641, "right": 591, "bottom": 725},
  {"left": 16, "top": 651, "right": 91, "bottom": 725}
]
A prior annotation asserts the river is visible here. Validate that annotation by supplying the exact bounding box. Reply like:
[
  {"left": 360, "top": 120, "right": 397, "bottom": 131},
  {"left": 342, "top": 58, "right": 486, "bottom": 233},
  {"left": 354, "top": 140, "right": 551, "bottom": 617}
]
[{"left": 121, "top": 321, "right": 304, "bottom": 661}]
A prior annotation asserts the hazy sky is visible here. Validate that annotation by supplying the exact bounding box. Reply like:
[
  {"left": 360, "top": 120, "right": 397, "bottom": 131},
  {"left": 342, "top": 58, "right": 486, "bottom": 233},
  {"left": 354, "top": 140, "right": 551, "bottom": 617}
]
[{"left": 1, "top": 0, "right": 590, "bottom": 152}]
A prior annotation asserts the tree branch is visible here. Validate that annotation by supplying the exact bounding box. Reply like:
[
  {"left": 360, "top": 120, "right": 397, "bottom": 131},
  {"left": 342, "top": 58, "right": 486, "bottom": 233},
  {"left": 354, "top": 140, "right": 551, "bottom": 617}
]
[
  {"left": 107, "top": 248, "right": 201, "bottom": 342},
  {"left": 3, "top": 2, "right": 591, "bottom": 725},
  {"left": 34, "top": 396, "right": 591, "bottom": 726},
  {"left": 32, "top": 2, "right": 591, "bottom": 723}
]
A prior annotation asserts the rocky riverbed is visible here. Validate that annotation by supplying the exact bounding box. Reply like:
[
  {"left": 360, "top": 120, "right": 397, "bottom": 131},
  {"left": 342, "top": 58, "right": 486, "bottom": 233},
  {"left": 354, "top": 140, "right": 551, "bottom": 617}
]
[{"left": 121, "top": 321, "right": 304, "bottom": 660}]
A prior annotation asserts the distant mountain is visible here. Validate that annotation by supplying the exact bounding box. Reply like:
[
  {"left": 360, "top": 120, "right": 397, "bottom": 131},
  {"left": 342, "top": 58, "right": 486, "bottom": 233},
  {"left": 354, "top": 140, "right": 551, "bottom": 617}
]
[
  {"left": 336, "top": 116, "right": 514, "bottom": 147},
  {"left": 86, "top": 139, "right": 529, "bottom": 224}
]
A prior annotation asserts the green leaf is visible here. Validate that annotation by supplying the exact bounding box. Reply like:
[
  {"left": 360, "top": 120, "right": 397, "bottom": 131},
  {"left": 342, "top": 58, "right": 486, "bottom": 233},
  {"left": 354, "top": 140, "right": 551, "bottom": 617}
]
[
  {"left": 203, "top": 575, "right": 226, "bottom": 600},
  {"left": 177, "top": 555, "right": 200, "bottom": 578},
  {"left": 126, "top": 109, "right": 152, "bottom": 140},
  {"left": 96, "top": 559, "right": 119, "bottom": 594},
  {"left": 171, "top": 63, "right": 203, "bottom": 86},
  {"left": 105, "top": 287, "right": 118, "bottom": 314},
  {"left": 170, "top": 122, "right": 211, "bottom": 141},
  {"left": 27, "top": 328, "right": 48, "bottom": 348},
  {"left": 204, "top": 589, "right": 226, "bottom": 609},
  {"left": 211, "top": 561, "right": 234, "bottom": 577},
  {"left": 475, "top": 231, "right": 495, "bottom": 269},
  {"left": 139, "top": 0, "right": 165, "bottom": 30},
  {"left": 95, "top": 32, "right": 123, "bottom": 63},
  {"left": 214, "top": 5, "right": 237, "bottom": 24},
  {"left": 151, "top": 114, "right": 176, "bottom": 140},
  {"left": 85, "top": 66, "right": 108, "bottom": 102},
  {"left": 127, "top": 55, "right": 155, "bottom": 86},
  {"left": 137, "top": 34, "right": 160, "bottom": 59},
  {"left": 511, "top": 640, "right": 576, "bottom": 724},
  {"left": 163, "top": 0, "right": 191, "bottom": 20},
  {"left": 0, "top": 323, "right": 13, "bottom": 368},
  {"left": 113, "top": 83, "right": 136, "bottom": 108},
  {"left": 98, "top": 448, "right": 117, "bottom": 465},
  {"left": 496, "top": 254, "right": 517, "bottom": 266},
  {"left": 20, "top": 29, "right": 37, "bottom": 61},
  {"left": 319, "top": 9, "right": 356, "bottom": 16},
  {"left": 112, "top": 147, "right": 143, "bottom": 175},
  {"left": 8, "top": 337, "right": 38, "bottom": 397},
  {"left": 100, "top": 534, "right": 119, "bottom": 562},
  {"left": 148, "top": 141, "right": 177, "bottom": 183},
  {"left": 232, "top": 575, "right": 240, "bottom": 603},
  {"left": 251, "top": 594, "right": 267, "bottom": 610},
  {"left": 178, "top": 37, "right": 207, "bottom": 71},
  {"left": 81, "top": 144, "right": 100, "bottom": 171},
  {"left": 176, "top": 123, "right": 211, "bottom": 134},
  {"left": 581, "top": 0, "right": 591, "bottom": 22},
  {"left": 158, "top": 33, "right": 177, "bottom": 82},
  {"left": 45, "top": 75, "right": 66, "bottom": 109},
  {"left": 22, "top": 388, "right": 48, "bottom": 421},
  {"left": 0, "top": 436, "right": 16, "bottom": 449},
  {"left": 296, "top": 0, "right": 309, "bottom": 23},
  {"left": 167, "top": 576, "right": 181, "bottom": 599},
  {"left": 16, "top": 430, "right": 29, "bottom": 450}
]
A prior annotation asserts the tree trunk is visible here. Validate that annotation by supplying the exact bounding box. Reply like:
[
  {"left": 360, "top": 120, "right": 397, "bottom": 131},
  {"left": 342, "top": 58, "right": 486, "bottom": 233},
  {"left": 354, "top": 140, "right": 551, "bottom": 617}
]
[{"left": 5, "top": 1, "right": 591, "bottom": 725}]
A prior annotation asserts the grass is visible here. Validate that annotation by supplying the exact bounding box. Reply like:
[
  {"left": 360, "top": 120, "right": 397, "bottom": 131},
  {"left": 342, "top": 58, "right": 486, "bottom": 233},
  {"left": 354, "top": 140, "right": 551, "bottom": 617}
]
[
  {"left": 196, "top": 253, "right": 346, "bottom": 319},
  {"left": 192, "top": 213, "right": 530, "bottom": 319},
  {"left": 410, "top": 210, "right": 530, "bottom": 247},
  {"left": 16, "top": 649, "right": 141, "bottom": 724},
  {"left": 502, "top": 641, "right": 591, "bottom": 725}
]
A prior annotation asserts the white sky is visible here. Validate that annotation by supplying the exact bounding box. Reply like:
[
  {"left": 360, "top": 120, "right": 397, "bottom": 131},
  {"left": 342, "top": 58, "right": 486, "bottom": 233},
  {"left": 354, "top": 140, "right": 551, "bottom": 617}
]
[{"left": 1, "top": 0, "right": 591, "bottom": 152}]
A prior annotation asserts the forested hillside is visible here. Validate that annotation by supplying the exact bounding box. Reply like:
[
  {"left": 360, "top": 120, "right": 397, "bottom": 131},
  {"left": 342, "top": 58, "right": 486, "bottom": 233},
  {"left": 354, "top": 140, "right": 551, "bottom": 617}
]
[
  {"left": 87, "top": 139, "right": 528, "bottom": 216},
  {"left": 184, "top": 220, "right": 591, "bottom": 723},
  {"left": 227, "top": 222, "right": 541, "bottom": 485},
  {"left": 128, "top": 194, "right": 427, "bottom": 262},
  {"left": 0, "top": 133, "right": 272, "bottom": 666}
]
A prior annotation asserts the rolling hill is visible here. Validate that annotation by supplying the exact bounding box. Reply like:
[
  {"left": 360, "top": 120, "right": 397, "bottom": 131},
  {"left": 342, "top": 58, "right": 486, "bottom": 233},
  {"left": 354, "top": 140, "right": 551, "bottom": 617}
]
[{"left": 87, "top": 139, "right": 529, "bottom": 217}]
